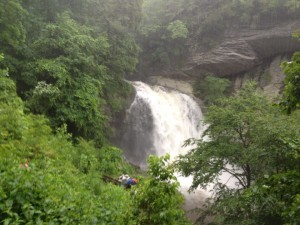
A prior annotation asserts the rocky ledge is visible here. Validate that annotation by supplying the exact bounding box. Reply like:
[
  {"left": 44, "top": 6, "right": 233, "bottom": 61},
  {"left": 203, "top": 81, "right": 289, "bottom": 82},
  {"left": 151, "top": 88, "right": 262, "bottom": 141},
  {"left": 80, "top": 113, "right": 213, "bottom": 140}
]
[
  {"left": 146, "top": 20, "right": 300, "bottom": 100},
  {"left": 182, "top": 20, "right": 300, "bottom": 78}
]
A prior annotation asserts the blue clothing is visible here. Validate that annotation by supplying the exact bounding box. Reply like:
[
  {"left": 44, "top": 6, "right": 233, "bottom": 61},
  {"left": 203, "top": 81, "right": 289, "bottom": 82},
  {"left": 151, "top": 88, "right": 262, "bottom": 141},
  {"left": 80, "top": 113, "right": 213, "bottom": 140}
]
[{"left": 126, "top": 178, "right": 137, "bottom": 186}]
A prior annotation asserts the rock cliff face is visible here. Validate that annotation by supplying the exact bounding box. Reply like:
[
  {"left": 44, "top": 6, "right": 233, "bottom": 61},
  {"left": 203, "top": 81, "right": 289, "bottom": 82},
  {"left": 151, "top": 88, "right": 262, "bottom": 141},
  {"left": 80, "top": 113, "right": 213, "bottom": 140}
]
[
  {"left": 184, "top": 21, "right": 300, "bottom": 77},
  {"left": 148, "top": 20, "right": 300, "bottom": 97}
]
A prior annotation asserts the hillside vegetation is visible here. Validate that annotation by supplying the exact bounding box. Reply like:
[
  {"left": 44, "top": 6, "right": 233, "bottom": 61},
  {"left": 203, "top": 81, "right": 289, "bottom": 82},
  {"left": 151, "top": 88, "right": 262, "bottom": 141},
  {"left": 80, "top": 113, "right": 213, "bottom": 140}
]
[
  {"left": 138, "top": 0, "right": 300, "bottom": 73},
  {"left": 0, "top": 0, "right": 143, "bottom": 145}
]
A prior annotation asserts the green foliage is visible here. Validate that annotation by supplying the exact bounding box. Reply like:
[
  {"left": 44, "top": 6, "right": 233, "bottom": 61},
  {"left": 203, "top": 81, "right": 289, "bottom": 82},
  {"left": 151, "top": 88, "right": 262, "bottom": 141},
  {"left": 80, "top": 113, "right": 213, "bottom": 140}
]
[
  {"left": 179, "top": 81, "right": 299, "bottom": 189},
  {"left": 204, "top": 171, "right": 300, "bottom": 225},
  {"left": 177, "top": 81, "right": 300, "bottom": 224},
  {"left": 0, "top": 68, "right": 24, "bottom": 142},
  {"left": 0, "top": 0, "right": 26, "bottom": 49},
  {"left": 138, "top": 0, "right": 189, "bottom": 69},
  {"left": 194, "top": 74, "right": 231, "bottom": 106},
  {"left": 142, "top": 0, "right": 185, "bottom": 26},
  {"left": 281, "top": 51, "right": 300, "bottom": 114},
  {"left": 15, "top": 10, "right": 138, "bottom": 145},
  {"left": 73, "top": 139, "right": 100, "bottom": 174},
  {"left": 139, "top": 0, "right": 300, "bottom": 72},
  {"left": 138, "top": 22, "right": 188, "bottom": 69},
  {"left": 187, "top": 0, "right": 300, "bottom": 46},
  {"left": 56, "top": 76, "right": 107, "bottom": 144},
  {"left": 0, "top": 159, "right": 134, "bottom": 225},
  {"left": 133, "top": 154, "right": 191, "bottom": 225},
  {"left": 0, "top": 54, "right": 8, "bottom": 77},
  {"left": 1, "top": 0, "right": 142, "bottom": 146},
  {"left": 167, "top": 20, "right": 188, "bottom": 39},
  {"left": 0, "top": 74, "right": 136, "bottom": 224},
  {"left": 104, "top": 78, "right": 135, "bottom": 116},
  {"left": 72, "top": 140, "right": 131, "bottom": 176},
  {"left": 97, "top": 146, "right": 131, "bottom": 176}
]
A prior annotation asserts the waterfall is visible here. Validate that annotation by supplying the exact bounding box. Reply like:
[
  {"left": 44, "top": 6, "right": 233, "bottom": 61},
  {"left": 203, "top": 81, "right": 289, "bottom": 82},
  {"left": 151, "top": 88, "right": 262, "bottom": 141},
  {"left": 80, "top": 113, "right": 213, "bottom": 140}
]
[
  {"left": 119, "top": 81, "right": 205, "bottom": 168},
  {"left": 118, "top": 81, "right": 210, "bottom": 219},
  {"left": 118, "top": 81, "right": 237, "bottom": 220}
]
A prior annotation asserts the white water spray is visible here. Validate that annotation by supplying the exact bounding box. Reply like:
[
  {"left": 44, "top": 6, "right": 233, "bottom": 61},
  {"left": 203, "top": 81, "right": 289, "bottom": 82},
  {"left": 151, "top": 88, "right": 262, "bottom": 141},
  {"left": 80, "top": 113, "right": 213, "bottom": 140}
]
[
  {"left": 118, "top": 81, "right": 209, "bottom": 218},
  {"left": 133, "top": 81, "right": 204, "bottom": 159}
]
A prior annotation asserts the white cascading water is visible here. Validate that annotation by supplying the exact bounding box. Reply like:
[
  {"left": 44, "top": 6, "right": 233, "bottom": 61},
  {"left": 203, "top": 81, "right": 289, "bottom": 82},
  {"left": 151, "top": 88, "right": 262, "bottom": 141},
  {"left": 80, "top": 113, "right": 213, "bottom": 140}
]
[
  {"left": 121, "top": 81, "right": 205, "bottom": 163},
  {"left": 119, "top": 81, "right": 209, "bottom": 216},
  {"left": 138, "top": 82, "right": 204, "bottom": 158}
]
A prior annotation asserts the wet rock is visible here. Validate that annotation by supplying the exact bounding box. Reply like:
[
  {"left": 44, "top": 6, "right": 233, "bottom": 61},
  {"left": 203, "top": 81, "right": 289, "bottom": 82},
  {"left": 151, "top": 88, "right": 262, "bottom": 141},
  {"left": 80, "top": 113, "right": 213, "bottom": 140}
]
[{"left": 147, "top": 76, "right": 194, "bottom": 96}]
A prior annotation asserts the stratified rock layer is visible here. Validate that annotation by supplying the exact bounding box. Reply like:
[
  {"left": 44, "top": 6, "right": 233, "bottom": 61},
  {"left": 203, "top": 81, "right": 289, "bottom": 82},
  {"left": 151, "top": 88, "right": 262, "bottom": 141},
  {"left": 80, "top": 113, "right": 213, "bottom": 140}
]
[{"left": 183, "top": 21, "right": 300, "bottom": 78}]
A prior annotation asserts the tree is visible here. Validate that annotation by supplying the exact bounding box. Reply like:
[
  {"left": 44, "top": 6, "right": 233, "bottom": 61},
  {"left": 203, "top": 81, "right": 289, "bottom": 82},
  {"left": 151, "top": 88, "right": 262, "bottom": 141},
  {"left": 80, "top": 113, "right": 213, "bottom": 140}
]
[
  {"left": 194, "top": 74, "right": 230, "bottom": 106},
  {"left": 22, "top": 13, "right": 109, "bottom": 145},
  {"left": 0, "top": 0, "right": 27, "bottom": 50},
  {"left": 0, "top": 54, "right": 8, "bottom": 77},
  {"left": 281, "top": 33, "right": 300, "bottom": 114},
  {"left": 176, "top": 81, "right": 300, "bottom": 224},
  {"left": 137, "top": 0, "right": 189, "bottom": 70},
  {"left": 167, "top": 20, "right": 188, "bottom": 39},
  {"left": 133, "top": 154, "right": 191, "bottom": 225},
  {"left": 0, "top": 54, "right": 25, "bottom": 142},
  {"left": 197, "top": 169, "right": 300, "bottom": 225},
  {"left": 0, "top": 0, "right": 28, "bottom": 76}
]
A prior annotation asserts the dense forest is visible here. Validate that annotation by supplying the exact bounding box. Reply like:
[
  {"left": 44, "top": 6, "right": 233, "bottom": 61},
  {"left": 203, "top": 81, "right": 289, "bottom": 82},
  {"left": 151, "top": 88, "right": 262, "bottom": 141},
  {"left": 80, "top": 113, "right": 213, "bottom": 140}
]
[{"left": 0, "top": 0, "right": 300, "bottom": 224}]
